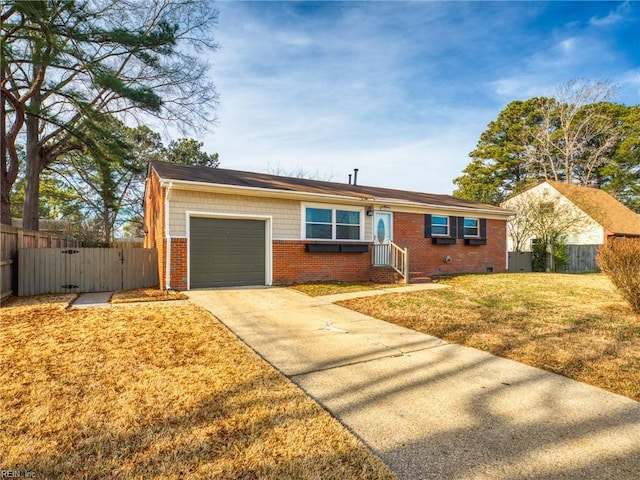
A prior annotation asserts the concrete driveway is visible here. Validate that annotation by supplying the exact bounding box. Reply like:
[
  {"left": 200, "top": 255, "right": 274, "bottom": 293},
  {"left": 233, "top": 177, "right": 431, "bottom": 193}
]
[{"left": 187, "top": 286, "right": 640, "bottom": 480}]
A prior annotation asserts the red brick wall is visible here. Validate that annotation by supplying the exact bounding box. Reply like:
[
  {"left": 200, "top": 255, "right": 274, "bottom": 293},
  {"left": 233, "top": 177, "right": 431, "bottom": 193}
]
[
  {"left": 273, "top": 241, "right": 372, "bottom": 284},
  {"left": 270, "top": 214, "right": 506, "bottom": 285},
  {"left": 169, "top": 238, "right": 188, "bottom": 290},
  {"left": 393, "top": 212, "right": 507, "bottom": 277}
]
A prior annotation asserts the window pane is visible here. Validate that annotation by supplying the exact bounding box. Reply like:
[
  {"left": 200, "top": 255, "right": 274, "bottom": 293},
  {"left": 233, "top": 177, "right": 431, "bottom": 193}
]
[
  {"left": 336, "top": 210, "right": 360, "bottom": 225},
  {"left": 306, "top": 224, "right": 332, "bottom": 239},
  {"left": 431, "top": 215, "right": 448, "bottom": 236},
  {"left": 336, "top": 225, "right": 360, "bottom": 240},
  {"left": 464, "top": 217, "right": 479, "bottom": 237},
  {"left": 464, "top": 218, "right": 478, "bottom": 228},
  {"left": 306, "top": 208, "right": 332, "bottom": 223}
]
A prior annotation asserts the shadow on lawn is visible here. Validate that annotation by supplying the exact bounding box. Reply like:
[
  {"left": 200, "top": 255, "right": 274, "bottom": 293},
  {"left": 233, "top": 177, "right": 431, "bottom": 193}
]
[
  {"left": 292, "top": 344, "right": 640, "bottom": 480},
  {"left": 181, "top": 286, "right": 640, "bottom": 480},
  {"left": 12, "top": 368, "right": 391, "bottom": 479}
]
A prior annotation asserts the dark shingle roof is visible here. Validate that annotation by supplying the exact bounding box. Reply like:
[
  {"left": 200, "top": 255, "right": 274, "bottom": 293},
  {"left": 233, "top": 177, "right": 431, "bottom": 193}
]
[
  {"left": 150, "top": 161, "right": 510, "bottom": 214},
  {"left": 547, "top": 181, "right": 640, "bottom": 236}
]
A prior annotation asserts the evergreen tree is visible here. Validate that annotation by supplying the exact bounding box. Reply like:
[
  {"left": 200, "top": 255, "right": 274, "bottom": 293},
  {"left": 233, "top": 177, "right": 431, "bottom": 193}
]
[{"left": 1, "top": 0, "right": 218, "bottom": 229}]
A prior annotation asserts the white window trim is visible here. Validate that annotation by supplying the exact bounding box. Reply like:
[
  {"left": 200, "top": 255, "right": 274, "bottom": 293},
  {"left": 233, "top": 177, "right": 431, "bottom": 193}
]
[
  {"left": 301, "top": 203, "right": 365, "bottom": 241},
  {"left": 463, "top": 217, "right": 480, "bottom": 238},
  {"left": 431, "top": 215, "right": 449, "bottom": 237}
]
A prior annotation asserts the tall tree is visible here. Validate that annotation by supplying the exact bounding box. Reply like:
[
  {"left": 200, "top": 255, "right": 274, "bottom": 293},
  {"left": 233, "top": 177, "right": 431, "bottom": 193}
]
[
  {"left": 454, "top": 80, "right": 638, "bottom": 212},
  {"left": 165, "top": 138, "right": 219, "bottom": 168},
  {"left": 48, "top": 122, "right": 163, "bottom": 243},
  {"left": 524, "top": 79, "right": 620, "bottom": 185},
  {"left": 453, "top": 98, "right": 542, "bottom": 204},
  {"left": 599, "top": 104, "right": 640, "bottom": 212},
  {"left": 1, "top": 0, "right": 218, "bottom": 229}
]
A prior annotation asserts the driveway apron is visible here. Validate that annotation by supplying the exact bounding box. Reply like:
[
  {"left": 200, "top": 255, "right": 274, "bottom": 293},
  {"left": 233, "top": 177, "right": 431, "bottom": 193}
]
[{"left": 187, "top": 287, "right": 640, "bottom": 480}]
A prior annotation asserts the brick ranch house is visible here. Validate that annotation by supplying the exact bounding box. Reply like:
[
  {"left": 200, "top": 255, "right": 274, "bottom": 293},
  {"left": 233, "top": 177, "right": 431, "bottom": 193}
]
[{"left": 144, "top": 161, "right": 514, "bottom": 290}]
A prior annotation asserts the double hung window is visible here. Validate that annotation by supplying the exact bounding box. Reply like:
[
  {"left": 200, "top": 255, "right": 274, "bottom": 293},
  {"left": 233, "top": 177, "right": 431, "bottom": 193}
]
[
  {"left": 463, "top": 218, "right": 480, "bottom": 237},
  {"left": 305, "top": 206, "right": 362, "bottom": 240},
  {"left": 431, "top": 215, "right": 449, "bottom": 236}
]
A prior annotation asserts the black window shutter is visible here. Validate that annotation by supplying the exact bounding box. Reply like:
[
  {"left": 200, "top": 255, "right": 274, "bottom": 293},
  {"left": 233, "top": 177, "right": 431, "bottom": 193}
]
[
  {"left": 457, "top": 217, "right": 465, "bottom": 239},
  {"left": 424, "top": 214, "right": 432, "bottom": 238},
  {"left": 449, "top": 216, "right": 457, "bottom": 238},
  {"left": 480, "top": 218, "right": 487, "bottom": 239}
]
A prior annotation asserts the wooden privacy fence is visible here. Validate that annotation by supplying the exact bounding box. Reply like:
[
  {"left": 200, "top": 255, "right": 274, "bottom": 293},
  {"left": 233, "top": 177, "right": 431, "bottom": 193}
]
[
  {"left": 18, "top": 248, "right": 158, "bottom": 296},
  {"left": 1, "top": 224, "right": 77, "bottom": 301},
  {"left": 565, "top": 244, "right": 599, "bottom": 273},
  {"left": 508, "top": 245, "right": 600, "bottom": 274}
]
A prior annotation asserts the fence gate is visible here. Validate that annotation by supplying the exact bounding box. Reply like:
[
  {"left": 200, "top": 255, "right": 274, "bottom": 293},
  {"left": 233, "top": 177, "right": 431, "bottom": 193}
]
[{"left": 18, "top": 248, "right": 158, "bottom": 296}]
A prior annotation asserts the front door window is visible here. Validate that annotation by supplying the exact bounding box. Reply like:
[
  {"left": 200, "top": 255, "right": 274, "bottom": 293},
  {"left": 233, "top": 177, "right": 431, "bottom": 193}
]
[
  {"left": 374, "top": 212, "right": 392, "bottom": 244},
  {"left": 373, "top": 212, "right": 392, "bottom": 265}
]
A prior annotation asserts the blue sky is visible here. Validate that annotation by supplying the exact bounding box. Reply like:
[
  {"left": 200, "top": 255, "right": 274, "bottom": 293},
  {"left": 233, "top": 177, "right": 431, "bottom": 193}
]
[{"left": 199, "top": 1, "right": 639, "bottom": 194}]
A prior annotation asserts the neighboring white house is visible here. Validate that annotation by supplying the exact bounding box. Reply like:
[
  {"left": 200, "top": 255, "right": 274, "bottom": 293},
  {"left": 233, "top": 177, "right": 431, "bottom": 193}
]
[{"left": 501, "top": 180, "right": 640, "bottom": 252}]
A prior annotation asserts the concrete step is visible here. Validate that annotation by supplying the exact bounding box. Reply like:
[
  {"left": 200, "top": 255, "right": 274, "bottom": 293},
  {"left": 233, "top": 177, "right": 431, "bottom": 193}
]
[{"left": 409, "top": 275, "right": 432, "bottom": 284}]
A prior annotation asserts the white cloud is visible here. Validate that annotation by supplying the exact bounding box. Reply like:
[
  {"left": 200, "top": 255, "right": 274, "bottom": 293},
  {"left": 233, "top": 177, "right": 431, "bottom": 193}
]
[
  {"left": 196, "top": 1, "right": 638, "bottom": 197},
  {"left": 589, "top": 1, "right": 632, "bottom": 27}
]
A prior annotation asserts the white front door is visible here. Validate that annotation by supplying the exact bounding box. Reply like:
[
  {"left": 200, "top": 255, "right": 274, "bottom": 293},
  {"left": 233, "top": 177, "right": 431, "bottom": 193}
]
[{"left": 373, "top": 212, "right": 393, "bottom": 265}]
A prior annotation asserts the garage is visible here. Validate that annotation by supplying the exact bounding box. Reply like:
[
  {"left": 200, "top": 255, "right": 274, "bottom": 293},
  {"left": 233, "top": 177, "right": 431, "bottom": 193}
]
[{"left": 189, "top": 217, "right": 266, "bottom": 288}]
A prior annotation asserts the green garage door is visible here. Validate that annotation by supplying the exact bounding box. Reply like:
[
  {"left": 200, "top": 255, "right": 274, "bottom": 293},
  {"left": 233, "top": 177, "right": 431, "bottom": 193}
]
[{"left": 190, "top": 217, "right": 266, "bottom": 288}]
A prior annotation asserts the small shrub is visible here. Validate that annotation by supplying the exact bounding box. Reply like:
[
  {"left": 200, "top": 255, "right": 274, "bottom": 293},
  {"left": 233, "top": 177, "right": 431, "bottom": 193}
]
[
  {"left": 532, "top": 237, "right": 568, "bottom": 273},
  {"left": 597, "top": 238, "right": 640, "bottom": 313}
]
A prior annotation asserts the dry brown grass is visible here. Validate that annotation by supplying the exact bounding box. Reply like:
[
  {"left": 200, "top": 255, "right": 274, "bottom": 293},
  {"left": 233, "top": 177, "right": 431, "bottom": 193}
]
[
  {"left": 290, "top": 281, "right": 400, "bottom": 297},
  {"left": 110, "top": 288, "right": 188, "bottom": 303},
  {"left": 0, "top": 297, "right": 396, "bottom": 480},
  {"left": 337, "top": 273, "right": 640, "bottom": 401}
]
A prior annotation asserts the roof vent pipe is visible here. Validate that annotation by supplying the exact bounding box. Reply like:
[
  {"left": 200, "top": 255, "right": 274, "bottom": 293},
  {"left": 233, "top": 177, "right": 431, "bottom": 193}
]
[
  {"left": 353, "top": 168, "right": 359, "bottom": 186},
  {"left": 348, "top": 174, "right": 352, "bottom": 185}
]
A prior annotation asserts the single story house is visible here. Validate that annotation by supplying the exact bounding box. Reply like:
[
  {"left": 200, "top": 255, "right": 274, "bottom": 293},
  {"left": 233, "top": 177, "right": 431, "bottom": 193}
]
[
  {"left": 501, "top": 180, "right": 640, "bottom": 252},
  {"left": 144, "top": 161, "right": 513, "bottom": 290}
]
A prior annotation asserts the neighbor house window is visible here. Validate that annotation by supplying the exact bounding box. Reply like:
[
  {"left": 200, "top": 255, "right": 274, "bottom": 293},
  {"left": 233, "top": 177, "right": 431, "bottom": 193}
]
[
  {"left": 463, "top": 218, "right": 479, "bottom": 237},
  {"left": 431, "top": 215, "right": 449, "bottom": 236},
  {"left": 305, "top": 206, "right": 362, "bottom": 240}
]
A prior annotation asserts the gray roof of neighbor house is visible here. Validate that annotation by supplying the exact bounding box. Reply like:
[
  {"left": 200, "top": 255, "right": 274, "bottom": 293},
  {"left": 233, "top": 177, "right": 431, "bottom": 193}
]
[
  {"left": 546, "top": 181, "right": 640, "bottom": 236},
  {"left": 150, "top": 161, "right": 512, "bottom": 215}
]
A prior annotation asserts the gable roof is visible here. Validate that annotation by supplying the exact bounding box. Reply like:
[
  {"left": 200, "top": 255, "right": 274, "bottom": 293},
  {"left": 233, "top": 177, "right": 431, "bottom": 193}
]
[
  {"left": 149, "top": 161, "right": 511, "bottom": 216},
  {"left": 546, "top": 181, "right": 640, "bottom": 236}
]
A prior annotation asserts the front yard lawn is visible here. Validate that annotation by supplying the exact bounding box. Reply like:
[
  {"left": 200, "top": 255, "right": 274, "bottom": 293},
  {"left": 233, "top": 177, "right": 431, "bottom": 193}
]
[
  {"left": 336, "top": 273, "right": 640, "bottom": 401},
  {"left": 0, "top": 296, "right": 396, "bottom": 480}
]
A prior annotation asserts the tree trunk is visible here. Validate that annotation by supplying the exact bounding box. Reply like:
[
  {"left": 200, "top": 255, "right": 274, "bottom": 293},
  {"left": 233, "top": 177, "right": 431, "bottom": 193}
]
[
  {"left": 0, "top": 174, "right": 11, "bottom": 226},
  {"left": 23, "top": 113, "right": 42, "bottom": 231},
  {"left": 102, "top": 206, "right": 111, "bottom": 244},
  {"left": 0, "top": 92, "right": 10, "bottom": 225},
  {"left": 547, "top": 242, "right": 555, "bottom": 273}
]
